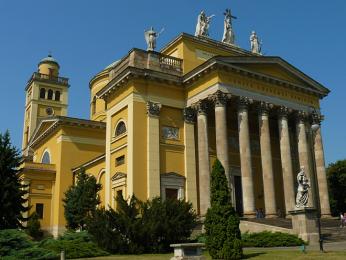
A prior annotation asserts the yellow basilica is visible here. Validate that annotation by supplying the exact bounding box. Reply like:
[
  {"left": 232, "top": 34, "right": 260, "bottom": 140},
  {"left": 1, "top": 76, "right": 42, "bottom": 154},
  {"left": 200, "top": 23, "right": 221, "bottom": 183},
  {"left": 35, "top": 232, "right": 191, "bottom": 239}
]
[{"left": 19, "top": 19, "right": 331, "bottom": 237}]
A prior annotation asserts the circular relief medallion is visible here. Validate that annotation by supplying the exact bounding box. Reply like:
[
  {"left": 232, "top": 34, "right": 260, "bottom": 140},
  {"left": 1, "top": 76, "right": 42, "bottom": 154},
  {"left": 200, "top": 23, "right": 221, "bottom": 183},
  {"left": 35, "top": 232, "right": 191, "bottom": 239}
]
[{"left": 46, "top": 107, "right": 54, "bottom": 116}]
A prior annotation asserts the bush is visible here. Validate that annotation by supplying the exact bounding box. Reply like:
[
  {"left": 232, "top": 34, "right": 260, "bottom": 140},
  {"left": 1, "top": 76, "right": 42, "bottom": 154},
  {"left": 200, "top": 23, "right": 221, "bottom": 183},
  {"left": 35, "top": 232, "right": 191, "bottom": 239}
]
[
  {"left": 241, "top": 231, "right": 305, "bottom": 247},
  {"left": 39, "top": 231, "right": 108, "bottom": 259},
  {"left": 26, "top": 213, "right": 43, "bottom": 240},
  {"left": 205, "top": 159, "right": 243, "bottom": 260},
  {"left": 87, "top": 195, "right": 197, "bottom": 254},
  {"left": 0, "top": 229, "right": 57, "bottom": 259},
  {"left": 141, "top": 197, "right": 197, "bottom": 252}
]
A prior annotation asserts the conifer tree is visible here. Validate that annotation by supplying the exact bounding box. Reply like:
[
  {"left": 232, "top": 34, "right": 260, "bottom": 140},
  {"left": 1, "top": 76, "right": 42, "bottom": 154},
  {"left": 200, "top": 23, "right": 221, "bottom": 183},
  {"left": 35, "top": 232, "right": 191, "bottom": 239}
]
[
  {"left": 0, "top": 130, "right": 29, "bottom": 229},
  {"left": 205, "top": 159, "right": 243, "bottom": 259},
  {"left": 63, "top": 168, "right": 101, "bottom": 230}
]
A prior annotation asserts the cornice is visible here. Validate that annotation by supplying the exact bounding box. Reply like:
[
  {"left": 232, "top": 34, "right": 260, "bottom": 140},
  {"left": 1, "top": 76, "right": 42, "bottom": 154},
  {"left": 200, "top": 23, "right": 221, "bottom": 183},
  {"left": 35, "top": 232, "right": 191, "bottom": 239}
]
[
  {"left": 96, "top": 66, "right": 182, "bottom": 99},
  {"left": 183, "top": 57, "right": 328, "bottom": 98}
]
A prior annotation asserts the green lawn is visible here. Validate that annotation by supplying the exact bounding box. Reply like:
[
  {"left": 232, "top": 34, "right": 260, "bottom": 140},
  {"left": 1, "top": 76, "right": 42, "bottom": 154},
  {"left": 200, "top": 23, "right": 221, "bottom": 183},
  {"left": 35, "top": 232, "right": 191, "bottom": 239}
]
[{"left": 78, "top": 249, "right": 346, "bottom": 260}]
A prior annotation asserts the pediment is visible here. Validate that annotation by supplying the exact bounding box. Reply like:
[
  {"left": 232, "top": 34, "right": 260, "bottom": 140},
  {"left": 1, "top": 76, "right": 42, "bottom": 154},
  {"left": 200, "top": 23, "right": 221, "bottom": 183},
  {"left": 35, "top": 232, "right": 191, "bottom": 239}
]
[
  {"left": 216, "top": 56, "right": 330, "bottom": 96},
  {"left": 29, "top": 118, "right": 59, "bottom": 146}
]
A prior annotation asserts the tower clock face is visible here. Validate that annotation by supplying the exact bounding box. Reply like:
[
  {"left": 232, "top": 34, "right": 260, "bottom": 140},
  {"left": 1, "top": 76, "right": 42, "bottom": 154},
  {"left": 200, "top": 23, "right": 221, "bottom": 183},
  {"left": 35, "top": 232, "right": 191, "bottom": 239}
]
[{"left": 46, "top": 107, "right": 54, "bottom": 116}]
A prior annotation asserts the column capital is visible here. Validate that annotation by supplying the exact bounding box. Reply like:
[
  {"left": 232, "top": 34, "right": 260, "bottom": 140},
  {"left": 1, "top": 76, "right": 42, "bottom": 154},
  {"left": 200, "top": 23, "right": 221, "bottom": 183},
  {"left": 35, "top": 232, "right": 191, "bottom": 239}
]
[
  {"left": 194, "top": 99, "right": 208, "bottom": 116},
  {"left": 238, "top": 96, "right": 253, "bottom": 110},
  {"left": 311, "top": 112, "right": 324, "bottom": 125},
  {"left": 296, "top": 110, "right": 308, "bottom": 123},
  {"left": 209, "top": 90, "right": 229, "bottom": 107},
  {"left": 146, "top": 101, "right": 161, "bottom": 117},
  {"left": 259, "top": 101, "right": 273, "bottom": 116},
  {"left": 183, "top": 107, "right": 196, "bottom": 124},
  {"left": 278, "top": 106, "right": 292, "bottom": 118}
]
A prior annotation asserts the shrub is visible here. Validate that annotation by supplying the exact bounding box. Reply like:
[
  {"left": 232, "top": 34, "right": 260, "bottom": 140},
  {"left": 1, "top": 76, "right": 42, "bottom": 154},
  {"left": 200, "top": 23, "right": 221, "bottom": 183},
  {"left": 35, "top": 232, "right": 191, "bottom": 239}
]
[
  {"left": 205, "top": 159, "right": 243, "bottom": 260},
  {"left": 0, "top": 229, "right": 57, "bottom": 259},
  {"left": 241, "top": 231, "right": 305, "bottom": 247},
  {"left": 39, "top": 231, "right": 108, "bottom": 259},
  {"left": 26, "top": 212, "right": 43, "bottom": 240},
  {"left": 141, "top": 197, "right": 197, "bottom": 252},
  {"left": 87, "top": 194, "right": 197, "bottom": 254}
]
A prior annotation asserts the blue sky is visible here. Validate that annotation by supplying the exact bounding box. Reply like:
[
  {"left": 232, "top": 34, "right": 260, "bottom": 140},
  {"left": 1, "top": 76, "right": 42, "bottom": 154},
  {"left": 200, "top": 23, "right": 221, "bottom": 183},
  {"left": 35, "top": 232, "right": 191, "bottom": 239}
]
[{"left": 0, "top": 1, "right": 345, "bottom": 165}]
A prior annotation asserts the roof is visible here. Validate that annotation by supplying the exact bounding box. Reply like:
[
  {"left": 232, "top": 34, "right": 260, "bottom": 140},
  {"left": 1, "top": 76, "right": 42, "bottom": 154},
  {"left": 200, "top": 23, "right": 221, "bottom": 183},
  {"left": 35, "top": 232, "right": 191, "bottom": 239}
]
[{"left": 38, "top": 54, "right": 60, "bottom": 68}]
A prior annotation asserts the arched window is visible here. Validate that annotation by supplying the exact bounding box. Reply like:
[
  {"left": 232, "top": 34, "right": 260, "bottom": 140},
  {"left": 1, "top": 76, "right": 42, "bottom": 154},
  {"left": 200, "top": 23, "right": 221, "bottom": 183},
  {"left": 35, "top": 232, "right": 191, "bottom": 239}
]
[
  {"left": 55, "top": 91, "right": 60, "bottom": 101},
  {"left": 115, "top": 121, "right": 126, "bottom": 136},
  {"left": 47, "top": 89, "right": 53, "bottom": 100},
  {"left": 41, "top": 150, "right": 51, "bottom": 164},
  {"left": 40, "top": 88, "right": 46, "bottom": 99}
]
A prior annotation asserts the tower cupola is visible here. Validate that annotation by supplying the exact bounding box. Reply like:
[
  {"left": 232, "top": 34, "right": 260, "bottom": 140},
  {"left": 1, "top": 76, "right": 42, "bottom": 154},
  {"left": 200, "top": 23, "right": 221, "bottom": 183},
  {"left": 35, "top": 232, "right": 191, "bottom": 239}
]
[{"left": 38, "top": 54, "right": 60, "bottom": 77}]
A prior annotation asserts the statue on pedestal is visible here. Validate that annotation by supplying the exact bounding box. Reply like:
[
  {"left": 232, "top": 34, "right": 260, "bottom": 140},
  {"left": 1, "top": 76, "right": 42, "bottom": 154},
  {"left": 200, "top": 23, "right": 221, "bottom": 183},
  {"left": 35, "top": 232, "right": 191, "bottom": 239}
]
[
  {"left": 144, "top": 27, "right": 164, "bottom": 51},
  {"left": 250, "top": 31, "right": 262, "bottom": 54},
  {"left": 222, "top": 8, "right": 236, "bottom": 45},
  {"left": 195, "top": 10, "right": 215, "bottom": 37},
  {"left": 295, "top": 167, "right": 310, "bottom": 208}
]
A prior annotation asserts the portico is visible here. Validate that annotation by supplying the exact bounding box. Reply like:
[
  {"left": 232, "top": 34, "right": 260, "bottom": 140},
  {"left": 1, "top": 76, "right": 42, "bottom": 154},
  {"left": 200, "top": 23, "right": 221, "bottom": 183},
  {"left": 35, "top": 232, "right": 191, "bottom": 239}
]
[{"left": 185, "top": 84, "right": 330, "bottom": 218}]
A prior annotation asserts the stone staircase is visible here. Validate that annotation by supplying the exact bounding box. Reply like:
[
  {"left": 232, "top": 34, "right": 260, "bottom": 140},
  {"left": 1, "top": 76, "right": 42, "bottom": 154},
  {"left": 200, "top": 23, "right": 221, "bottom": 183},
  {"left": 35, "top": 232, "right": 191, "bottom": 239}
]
[{"left": 242, "top": 217, "right": 346, "bottom": 242}]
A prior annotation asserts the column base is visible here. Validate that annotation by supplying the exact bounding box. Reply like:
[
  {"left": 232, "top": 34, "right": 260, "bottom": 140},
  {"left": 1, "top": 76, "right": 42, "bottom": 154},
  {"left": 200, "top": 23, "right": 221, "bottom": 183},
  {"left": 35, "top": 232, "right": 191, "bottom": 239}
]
[
  {"left": 320, "top": 214, "right": 333, "bottom": 219},
  {"left": 243, "top": 212, "right": 256, "bottom": 218},
  {"left": 265, "top": 214, "right": 278, "bottom": 219}
]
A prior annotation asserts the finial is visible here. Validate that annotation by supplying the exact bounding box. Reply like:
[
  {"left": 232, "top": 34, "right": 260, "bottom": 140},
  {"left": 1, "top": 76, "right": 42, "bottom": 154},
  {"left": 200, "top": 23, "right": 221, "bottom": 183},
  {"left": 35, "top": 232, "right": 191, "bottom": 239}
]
[{"left": 48, "top": 51, "right": 52, "bottom": 57}]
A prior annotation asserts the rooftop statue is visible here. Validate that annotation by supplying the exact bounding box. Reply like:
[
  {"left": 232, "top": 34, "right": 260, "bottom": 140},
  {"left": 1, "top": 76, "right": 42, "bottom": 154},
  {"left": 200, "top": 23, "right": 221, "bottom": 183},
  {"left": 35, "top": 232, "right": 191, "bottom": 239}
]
[
  {"left": 222, "top": 8, "right": 236, "bottom": 45},
  {"left": 295, "top": 167, "right": 310, "bottom": 208},
  {"left": 144, "top": 27, "right": 164, "bottom": 51},
  {"left": 250, "top": 31, "right": 262, "bottom": 54},
  {"left": 195, "top": 10, "right": 215, "bottom": 37}
]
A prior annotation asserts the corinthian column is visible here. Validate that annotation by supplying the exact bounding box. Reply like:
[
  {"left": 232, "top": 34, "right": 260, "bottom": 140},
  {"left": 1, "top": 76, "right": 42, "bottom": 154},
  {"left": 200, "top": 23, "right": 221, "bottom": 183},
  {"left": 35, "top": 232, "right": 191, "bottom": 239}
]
[
  {"left": 196, "top": 100, "right": 210, "bottom": 216},
  {"left": 313, "top": 115, "right": 331, "bottom": 218},
  {"left": 278, "top": 106, "right": 295, "bottom": 215},
  {"left": 238, "top": 97, "right": 256, "bottom": 217},
  {"left": 210, "top": 91, "right": 234, "bottom": 203},
  {"left": 147, "top": 101, "right": 161, "bottom": 199},
  {"left": 296, "top": 111, "right": 314, "bottom": 207},
  {"left": 259, "top": 102, "right": 277, "bottom": 218}
]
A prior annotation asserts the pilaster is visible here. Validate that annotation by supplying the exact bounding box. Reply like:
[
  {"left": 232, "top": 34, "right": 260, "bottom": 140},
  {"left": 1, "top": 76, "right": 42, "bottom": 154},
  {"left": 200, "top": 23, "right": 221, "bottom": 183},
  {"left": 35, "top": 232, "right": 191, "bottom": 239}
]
[
  {"left": 183, "top": 107, "right": 198, "bottom": 211},
  {"left": 146, "top": 101, "right": 161, "bottom": 199}
]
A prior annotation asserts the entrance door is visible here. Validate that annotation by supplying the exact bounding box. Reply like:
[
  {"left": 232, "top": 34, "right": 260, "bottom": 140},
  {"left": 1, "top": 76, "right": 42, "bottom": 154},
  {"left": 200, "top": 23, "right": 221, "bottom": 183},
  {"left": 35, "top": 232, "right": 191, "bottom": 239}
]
[{"left": 234, "top": 176, "right": 243, "bottom": 216}]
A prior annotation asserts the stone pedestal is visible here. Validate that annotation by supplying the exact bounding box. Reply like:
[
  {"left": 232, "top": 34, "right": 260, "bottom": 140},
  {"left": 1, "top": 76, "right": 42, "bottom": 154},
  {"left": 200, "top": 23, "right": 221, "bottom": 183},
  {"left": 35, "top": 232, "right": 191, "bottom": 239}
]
[
  {"left": 289, "top": 207, "right": 319, "bottom": 245},
  {"left": 170, "top": 243, "right": 206, "bottom": 260}
]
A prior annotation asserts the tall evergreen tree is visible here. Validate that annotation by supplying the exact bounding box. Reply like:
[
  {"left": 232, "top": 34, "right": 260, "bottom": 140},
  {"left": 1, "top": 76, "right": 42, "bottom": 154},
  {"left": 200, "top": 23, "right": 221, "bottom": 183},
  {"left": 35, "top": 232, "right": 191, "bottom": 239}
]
[
  {"left": 63, "top": 168, "right": 101, "bottom": 230},
  {"left": 205, "top": 159, "right": 243, "bottom": 260},
  {"left": 0, "top": 130, "right": 29, "bottom": 229}
]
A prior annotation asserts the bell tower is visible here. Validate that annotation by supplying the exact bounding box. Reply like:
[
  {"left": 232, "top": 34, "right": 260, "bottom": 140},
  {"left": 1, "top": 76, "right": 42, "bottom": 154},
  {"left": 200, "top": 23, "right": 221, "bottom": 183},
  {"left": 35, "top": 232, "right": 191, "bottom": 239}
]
[{"left": 22, "top": 54, "right": 69, "bottom": 153}]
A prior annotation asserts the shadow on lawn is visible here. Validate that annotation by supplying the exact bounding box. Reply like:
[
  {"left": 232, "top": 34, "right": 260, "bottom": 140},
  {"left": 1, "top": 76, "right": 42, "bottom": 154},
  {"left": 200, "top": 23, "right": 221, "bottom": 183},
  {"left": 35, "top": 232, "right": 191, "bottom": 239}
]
[{"left": 243, "top": 252, "right": 266, "bottom": 259}]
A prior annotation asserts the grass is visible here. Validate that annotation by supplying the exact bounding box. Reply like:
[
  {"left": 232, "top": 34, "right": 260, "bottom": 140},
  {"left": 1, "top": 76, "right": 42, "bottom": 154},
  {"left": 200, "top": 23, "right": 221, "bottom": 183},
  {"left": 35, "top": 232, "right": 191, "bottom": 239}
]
[{"left": 78, "top": 249, "right": 346, "bottom": 260}]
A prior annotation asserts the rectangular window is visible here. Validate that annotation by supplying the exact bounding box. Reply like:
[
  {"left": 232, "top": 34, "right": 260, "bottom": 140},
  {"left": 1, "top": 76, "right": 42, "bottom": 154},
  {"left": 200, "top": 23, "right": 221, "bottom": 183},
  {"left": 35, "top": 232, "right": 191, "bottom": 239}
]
[
  {"left": 116, "top": 190, "right": 123, "bottom": 199},
  {"left": 116, "top": 155, "right": 125, "bottom": 166},
  {"left": 36, "top": 203, "right": 44, "bottom": 219},
  {"left": 165, "top": 188, "right": 178, "bottom": 200}
]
